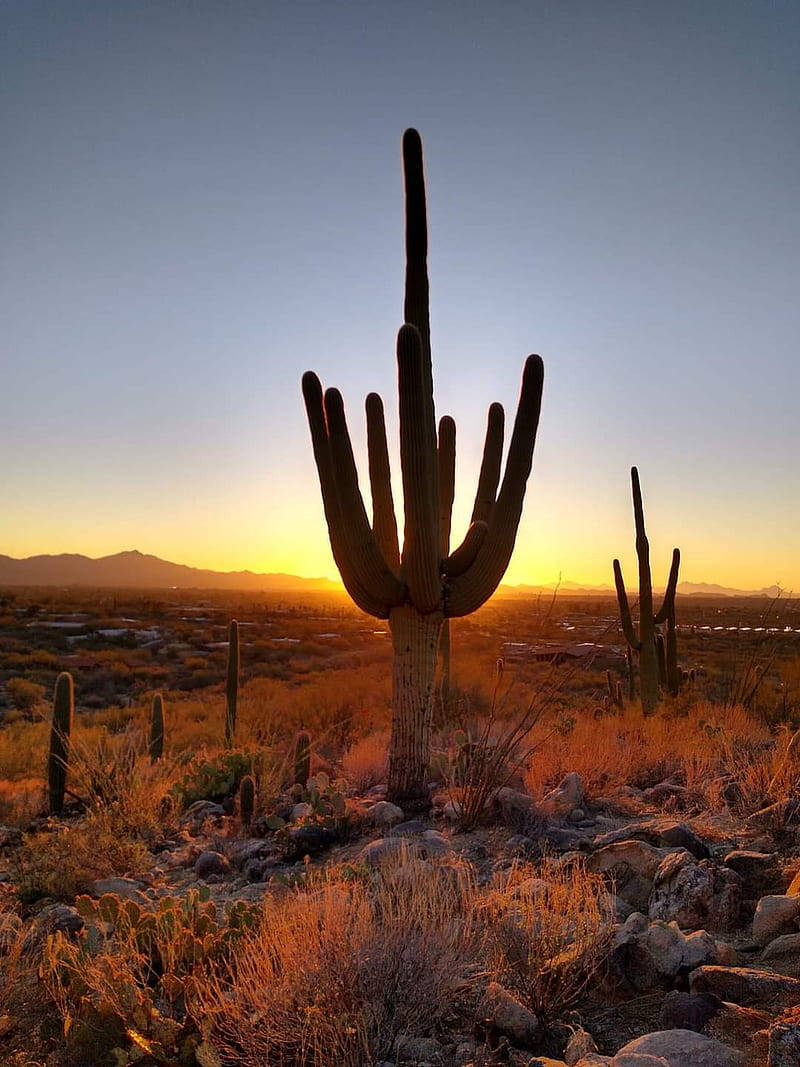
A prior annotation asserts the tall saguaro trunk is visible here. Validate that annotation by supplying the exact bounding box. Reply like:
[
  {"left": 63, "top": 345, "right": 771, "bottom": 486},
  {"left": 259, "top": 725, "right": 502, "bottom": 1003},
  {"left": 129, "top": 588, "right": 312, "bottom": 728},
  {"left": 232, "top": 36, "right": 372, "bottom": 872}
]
[
  {"left": 388, "top": 605, "right": 443, "bottom": 808},
  {"left": 302, "top": 130, "right": 544, "bottom": 807}
]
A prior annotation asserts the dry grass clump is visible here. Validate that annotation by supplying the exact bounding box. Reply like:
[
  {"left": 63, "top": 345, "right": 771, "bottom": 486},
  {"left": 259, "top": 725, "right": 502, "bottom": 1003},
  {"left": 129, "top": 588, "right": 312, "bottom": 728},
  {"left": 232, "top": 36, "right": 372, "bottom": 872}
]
[
  {"left": 479, "top": 858, "right": 613, "bottom": 1023},
  {"left": 199, "top": 850, "right": 481, "bottom": 1066},
  {"left": 339, "top": 729, "right": 389, "bottom": 792}
]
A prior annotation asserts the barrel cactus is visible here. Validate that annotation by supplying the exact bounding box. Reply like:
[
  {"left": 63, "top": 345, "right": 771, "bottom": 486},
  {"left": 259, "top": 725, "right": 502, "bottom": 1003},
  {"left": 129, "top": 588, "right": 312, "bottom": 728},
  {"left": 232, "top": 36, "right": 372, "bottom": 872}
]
[
  {"left": 225, "top": 619, "right": 239, "bottom": 748},
  {"left": 302, "top": 129, "right": 544, "bottom": 808},
  {"left": 149, "top": 692, "right": 165, "bottom": 761},
  {"left": 48, "top": 671, "right": 74, "bottom": 815},
  {"left": 613, "top": 467, "right": 681, "bottom": 713}
]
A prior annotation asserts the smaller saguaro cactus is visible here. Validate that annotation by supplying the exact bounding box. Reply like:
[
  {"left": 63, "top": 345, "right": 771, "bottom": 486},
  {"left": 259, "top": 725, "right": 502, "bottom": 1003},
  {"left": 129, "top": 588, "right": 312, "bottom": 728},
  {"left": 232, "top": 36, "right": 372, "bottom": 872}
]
[
  {"left": 48, "top": 672, "right": 74, "bottom": 815},
  {"left": 614, "top": 467, "right": 681, "bottom": 715},
  {"left": 149, "top": 692, "right": 165, "bottom": 761},
  {"left": 606, "top": 670, "right": 623, "bottom": 710},
  {"left": 239, "top": 774, "right": 255, "bottom": 828},
  {"left": 293, "top": 728, "right": 311, "bottom": 789},
  {"left": 225, "top": 619, "right": 239, "bottom": 748},
  {"left": 625, "top": 646, "right": 636, "bottom": 701}
]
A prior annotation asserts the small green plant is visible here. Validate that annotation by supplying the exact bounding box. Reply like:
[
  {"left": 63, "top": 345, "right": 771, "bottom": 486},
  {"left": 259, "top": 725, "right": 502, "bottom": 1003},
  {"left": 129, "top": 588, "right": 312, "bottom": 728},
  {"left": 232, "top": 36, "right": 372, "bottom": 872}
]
[
  {"left": 48, "top": 671, "right": 74, "bottom": 816},
  {"left": 173, "top": 750, "right": 253, "bottom": 808},
  {"left": 149, "top": 692, "right": 165, "bottom": 761},
  {"left": 239, "top": 774, "right": 255, "bottom": 828}
]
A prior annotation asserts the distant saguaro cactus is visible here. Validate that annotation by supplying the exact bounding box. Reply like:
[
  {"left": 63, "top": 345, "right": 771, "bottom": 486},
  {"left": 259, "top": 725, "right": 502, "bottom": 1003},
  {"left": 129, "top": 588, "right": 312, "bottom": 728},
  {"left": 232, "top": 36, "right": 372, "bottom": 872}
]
[
  {"left": 613, "top": 467, "right": 681, "bottom": 714},
  {"left": 239, "top": 774, "right": 255, "bottom": 827},
  {"left": 293, "top": 729, "right": 311, "bottom": 789},
  {"left": 48, "top": 671, "right": 74, "bottom": 815},
  {"left": 302, "top": 129, "right": 544, "bottom": 808},
  {"left": 149, "top": 692, "right": 165, "bottom": 761},
  {"left": 225, "top": 619, "right": 239, "bottom": 748}
]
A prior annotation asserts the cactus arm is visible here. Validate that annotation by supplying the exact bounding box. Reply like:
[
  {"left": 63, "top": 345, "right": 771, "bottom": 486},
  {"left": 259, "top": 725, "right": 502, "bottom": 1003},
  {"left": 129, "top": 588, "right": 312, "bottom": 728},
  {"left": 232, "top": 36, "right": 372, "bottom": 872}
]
[
  {"left": 48, "top": 671, "right": 74, "bottom": 816},
  {"left": 324, "top": 387, "right": 407, "bottom": 610},
  {"left": 445, "top": 520, "right": 488, "bottom": 579},
  {"left": 471, "top": 402, "right": 505, "bottom": 524},
  {"left": 654, "top": 548, "right": 681, "bottom": 624},
  {"left": 613, "top": 558, "right": 640, "bottom": 649},
  {"left": 629, "top": 466, "right": 659, "bottom": 715},
  {"left": 438, "top": 415, "right": 456, "bottom": 557},
  {"left": 445, "top": 354, "right": 544, "bottom": 617},
  {"left": 365, "top": 391, "right": 400, "bottom": 572},
  {"left": 402, "top": 129, "right": 432, "bottom": 374},
  {"left": 398, "top": 324, "right": 441, "bottom": 612}
]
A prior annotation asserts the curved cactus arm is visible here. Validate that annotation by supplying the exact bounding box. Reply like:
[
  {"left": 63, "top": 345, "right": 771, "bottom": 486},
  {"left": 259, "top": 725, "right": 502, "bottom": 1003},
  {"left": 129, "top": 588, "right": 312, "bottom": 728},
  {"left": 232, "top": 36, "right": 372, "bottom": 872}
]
[
  {"left": 302, "top": 372, "right": 402, "bottom": 617},
  {"left": 438, "top": 415, "right": 456, "bottom": 557},
  {"left": 398, "top": 324, "right": 441, "bottom": 612},
  {"left": 630, "top": 466, "right": 655, "bottom": 625},
  {"left": 654, "top": 548, "right": 681, "bottom": 625},
  {"left": 324, "top": 387, "right": 406, "bottom": 610},
  {"left": 365, "top": 391, "right": 400, "bottom": 572},
  {"left": 614, "top": 558, "right": 640, "bottom": 649},
  {"left": 402, "top": 129, "right": 432, "bottom": 377},
  {"left": 445, "top": 354, "right": 544, "bottom": 617},
  {"left": 471, "top": 402, "right": 505, "bottom": 524},
  {"left": 445, "top": 520, "right": 488, "bottom": 579}
]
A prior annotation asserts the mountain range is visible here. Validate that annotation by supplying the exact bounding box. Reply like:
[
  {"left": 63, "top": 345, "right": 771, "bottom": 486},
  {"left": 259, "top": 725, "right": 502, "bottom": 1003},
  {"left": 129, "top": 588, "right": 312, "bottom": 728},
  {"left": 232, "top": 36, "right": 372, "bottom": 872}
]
[{"left": 0, "top": 551, "right": 783, "bottom": 599}]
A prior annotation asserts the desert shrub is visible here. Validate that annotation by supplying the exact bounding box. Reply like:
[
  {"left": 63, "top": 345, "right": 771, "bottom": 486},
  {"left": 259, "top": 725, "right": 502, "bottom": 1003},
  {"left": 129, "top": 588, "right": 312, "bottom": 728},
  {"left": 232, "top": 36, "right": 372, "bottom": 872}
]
[
  {"left": 6, "top": 677, "right": 46, "bottom": 712},
  {"left": 479, "top": 858, "right": 613, "bottom": 1023},
  {"left": 339, "top": 729, "right": 389, "bottom": 792},
  {"left": 172, "top": 749, "right": 255, "bottom": 807},
  {"left": 198, "top": 851, "right": 482, "bottom": 1066}
]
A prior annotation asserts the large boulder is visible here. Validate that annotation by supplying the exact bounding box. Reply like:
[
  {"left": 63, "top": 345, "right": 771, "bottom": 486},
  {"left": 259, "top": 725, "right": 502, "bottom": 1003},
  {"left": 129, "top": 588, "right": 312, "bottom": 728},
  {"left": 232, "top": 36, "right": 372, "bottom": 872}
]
[
  {"left": 611, "top": 915, "right": 721, "bottom": 991},
  {"left": 760, "top": 932, "right": 800, "bottom": 976},
  {"left": 483, "top": 981, "right": 540, "bottom": 1047},
  {"left": 492, "top": 788, "right": 546, "bottom": 836},
  {"left": 690, "top": 966, "right": 800, "bottom": 1011},
  {"left": 752, "top": 894, "right": 800, "bottom": 946},
  {"left": 612, "top": 1030, "right": 745, "bottom": 1067},
  {"left": 648, "top": 852, "right": 740, "bottom": 930},
  {"left": 723, "top": 850, "right": 778, "bottom": 894},
  {"left": 586, "top": 840, "right": 670, "bottom": 911},
  {"left": 659, "top": 991, "right": 770, "bottom": 1052},
  {"left": 541, "top": 773, "right": 585, "bottom": 820}
]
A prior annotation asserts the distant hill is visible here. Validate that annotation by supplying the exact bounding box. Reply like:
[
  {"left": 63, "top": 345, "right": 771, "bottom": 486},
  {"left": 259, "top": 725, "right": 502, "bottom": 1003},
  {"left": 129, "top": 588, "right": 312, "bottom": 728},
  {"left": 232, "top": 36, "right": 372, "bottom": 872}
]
[
  {"left": 497, "top": 580, "right": 783, "bottom": 599},
  {"left": 0, "top": 551, "right": 339, "bottom": 593}
]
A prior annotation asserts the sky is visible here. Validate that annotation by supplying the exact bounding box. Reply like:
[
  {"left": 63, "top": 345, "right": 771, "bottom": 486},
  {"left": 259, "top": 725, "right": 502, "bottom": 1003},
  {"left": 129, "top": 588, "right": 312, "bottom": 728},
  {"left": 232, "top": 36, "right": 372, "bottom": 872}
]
[{"left": 2, "top": 1, "right": 799, "bottom": 591}]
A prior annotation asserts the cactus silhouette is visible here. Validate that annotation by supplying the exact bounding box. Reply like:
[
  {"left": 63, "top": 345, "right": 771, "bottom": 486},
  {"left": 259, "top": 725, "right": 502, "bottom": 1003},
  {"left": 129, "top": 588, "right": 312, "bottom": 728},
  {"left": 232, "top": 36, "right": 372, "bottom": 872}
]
[
  {"left": 293, "top": 729, "right": 311, "bottom": 789},
  {"left": 149, "top": 692, "right": 165, "bottom": 761},
  {"left": 239, "top": 774, "right": 255, "bottom": 827},
  {"left": 225, "top": 619, "right": 239, "bottom": 748},
  {"left": 614, "top": 467, "right": 681, "bottom": 713},
  {"left": 302, "top": 129, "right": 544, "bottom": 807},
  {"left": 48, "top": 671, "right": 74, "bottom": 815}
]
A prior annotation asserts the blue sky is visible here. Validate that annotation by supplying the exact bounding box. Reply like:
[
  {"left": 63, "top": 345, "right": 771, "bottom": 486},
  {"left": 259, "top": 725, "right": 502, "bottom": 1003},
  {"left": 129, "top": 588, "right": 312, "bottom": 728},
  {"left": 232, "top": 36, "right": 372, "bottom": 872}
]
[{"left": 2, "top": 1, "right": 799, "bottom": 589}]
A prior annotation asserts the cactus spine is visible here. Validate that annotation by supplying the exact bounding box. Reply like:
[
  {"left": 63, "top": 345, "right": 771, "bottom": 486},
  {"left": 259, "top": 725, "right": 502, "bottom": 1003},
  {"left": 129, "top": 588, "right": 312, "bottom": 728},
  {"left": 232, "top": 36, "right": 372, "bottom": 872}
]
[
  {"left": 48, "top": 671, "right": 74, "bottom": 815},
  {"left": 293, "top": 729, "right": 311, "bottom": 789},
  {"left": 302, "top": 130, "right": 544, "bottom": 809},
  {"left": 613, "top": 467, "right": 681, "bottom": 714},
  {"left": 225, "top": 619, "right": 239, "bottom": 748},
  {"left": 239, "top": 774, "right": 255, "bottom": 827},
  {"left": 149, "top": 692, "right": 165, "bottom": 761}
]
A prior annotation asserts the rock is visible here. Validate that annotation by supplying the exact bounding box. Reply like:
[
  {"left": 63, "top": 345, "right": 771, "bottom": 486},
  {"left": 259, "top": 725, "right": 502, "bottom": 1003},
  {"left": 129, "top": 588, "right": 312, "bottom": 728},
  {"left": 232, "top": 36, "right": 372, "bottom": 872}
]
[
  {"left": 745, "top": 799, "right": 800, "bottom": 832},
  {"left": 492, "top": 788, "right": 545, "bottom": 835},
  {"left": 484, "top": 981, "right": 541, "bottom": 1046},
  {"left": 565, "top": 1027, "right": 598, "bottom": 1065},
  {"left": 390, "top": 819, "right": 429, "bottom": 836},
  {"left": 286, "top": 825, "right": 337, "bottom": 857},
  {"left": 613, "top": 1029, "right": 745, "bottom": 1066},
  {"left": 89, "top": 877, "right": 147, "bottom": 900},
  {"left": 586, "top": 840, "right": 669, "bottom": 910},
  {"left": 181, "top": 799, "right": 226, "bottom": 830},
  {"left": 612, "top": 1056, "right": 669, "bottom": 1067},
  {"left": 723, "top": 850, "right": 777, "bottom": 891},
  {"left": 360, "top": 837, "right": 419, "bottom": 866},
  {"left": 611, "top": 917, "right": 720, "bottom": 991},
  {"left": 368, "top": 801, "right": 405, "bottom": 827},
  {"left": 291, "top": 802, "right": 313, "bottom": 821},
  {"left": 659, "top": 991, "right": 770, "bottom": 1051},
  {"left": 23, "top": 903, "right": 83, "bottom": 951},
  {"left": 769, "top": 1004, "right": 800, "bottom": 1066},
  {"left": 541, "top": 773, "right": 585, "bottom": 819},
  {"left": 0, "top": 826, "right": 22, "bottom": 849},
  {"left": 394, "top": 1035, "right": 443, "bottom": 1063},
  {"left": 752, "top": 894, "right": 800, "bottom": 946},
  {"left": 760, "top": 932, "right": 800, "bottom": 975},
  {"left": 785, "top": 869, "right": 800, "bottom": 896},
  {"left": 194, "top": 851, "right": 231, "bottom": 880},
  {"left": 648, "top": 853, "right": 740, "bottom": 930},
  {"left": 690, "top": 966, "right": 800, "bottom": 1011},
  {"left": 642, "top": 782, "right": 696, "bottom": 809}
]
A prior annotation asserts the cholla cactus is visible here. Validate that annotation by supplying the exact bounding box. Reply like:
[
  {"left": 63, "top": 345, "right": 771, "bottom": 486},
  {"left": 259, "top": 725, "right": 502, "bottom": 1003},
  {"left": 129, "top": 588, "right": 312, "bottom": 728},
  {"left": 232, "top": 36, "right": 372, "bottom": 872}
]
[
  {"left": 302, "top": 130, "right": 544, "bottom": 808},
  {"left": 48, "top": 672, "right": 74, "bottom": 815},
  {"left": 225, "top": 619, "right": 239, "bottom": 748},
  {"left": 613, "top": 467, "right": 681, "bottom": 713},
  {"left": 149, "top": 692, "right": 165, "bottom": 761},
  {"left": 239, "top": 774, "right": 255, "bottom": 828},
  {"left": 293, "top": 729, "right": 311, "bottom": 789}
]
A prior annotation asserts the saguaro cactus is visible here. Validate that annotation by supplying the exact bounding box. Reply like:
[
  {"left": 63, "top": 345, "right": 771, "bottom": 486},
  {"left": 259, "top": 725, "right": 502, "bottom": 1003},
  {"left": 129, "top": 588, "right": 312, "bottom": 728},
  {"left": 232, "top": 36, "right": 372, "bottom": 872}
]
[
  {"left": 613, "top": 467, "right": 681, "bottom": 714},
  {"left": 149, "top": 692, "right": 165, "bottom": 761},
  {"left": 225, "top": 619, "right": 239, "bottom": 748},
  {"left": 293, "top": 728, "right": 311, "bottom": 789},
  {"left": 48, "top": 671, "right": 74, "bottom": 815},
  {"left": 239, "top": 774, "right": 255, "bottom": 827},
  {"left": 302, "top": 130, "right": 544, "bottom": 808}
]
